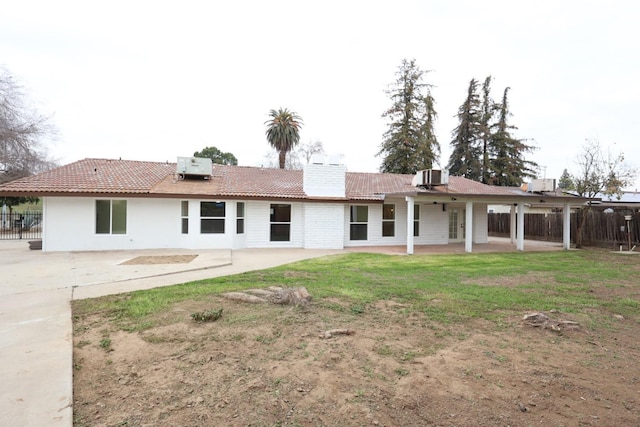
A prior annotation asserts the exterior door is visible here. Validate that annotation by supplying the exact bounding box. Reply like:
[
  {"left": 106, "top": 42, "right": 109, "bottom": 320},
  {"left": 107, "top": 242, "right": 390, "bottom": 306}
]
[{"left": 448, "top": 207, "right": 466, "bottom": 242}]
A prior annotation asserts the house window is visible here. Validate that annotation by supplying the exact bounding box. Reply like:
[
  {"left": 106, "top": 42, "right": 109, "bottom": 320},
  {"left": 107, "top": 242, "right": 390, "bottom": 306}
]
[
  {"left": 236, "top": 202, "right": 245, "bottom": 234},
  {"left": 350, "top": 205, "right": 368, "bottom": 240},
  {"left": 200, "top": 201, "right": 225, "bottom": 234},
  {"left": 413, "top": 204, "right": 420, "bottom": 237},
  {"left": 382, "top": 204, "right": 395, "bottom": 237},
  {"left": 96, "top": 200, "right": 127, "bottom": 234},
  {"left": 181, "top": 201, "right": 189, "bottom": 234},
  {"left": 270, "top": 204, "right": 291, "bottom": 241}
]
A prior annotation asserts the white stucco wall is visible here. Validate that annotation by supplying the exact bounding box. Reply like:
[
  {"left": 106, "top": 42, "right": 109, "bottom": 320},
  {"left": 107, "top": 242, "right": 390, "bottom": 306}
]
[
  {"left": 303, "top": 203, "right": 344, "bottom": 249},
  {"left": 43, "top": 197, "right": 247, "bottom": 252},
  {"left": 343, "top": 203, "right": 377, "bottom": 247},
  {"left": 472, "top": 203, "right": 489, "bottom": 243},
  {"left": 343, "top": 199, "right": 452, "bottom": 247},
  {"left": 245, "top": 201, "right": 303, "bottom": 248},
  {"left": 40, "top": 196, "right": 491, "bottom": 252},
  {"left": 303, "top": 163, "right": 346, "bottom": 198},
  {"left": 417, "top": 204, "right": 449, "bottom": 245}
]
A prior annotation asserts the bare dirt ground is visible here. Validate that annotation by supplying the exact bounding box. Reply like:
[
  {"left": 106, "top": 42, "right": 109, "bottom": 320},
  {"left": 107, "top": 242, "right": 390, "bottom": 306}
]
[
  {"left": 73, "top": 272, "right": 640, "bottom": 427},
  {"left": 119, "top": 255, "right": 198, "bottom": 265}
]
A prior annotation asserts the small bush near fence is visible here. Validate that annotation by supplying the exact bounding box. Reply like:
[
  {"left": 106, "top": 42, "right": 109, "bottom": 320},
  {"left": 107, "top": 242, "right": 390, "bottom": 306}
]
[{"left": 488, "top": 210, "right": 639, "bottom": 248}]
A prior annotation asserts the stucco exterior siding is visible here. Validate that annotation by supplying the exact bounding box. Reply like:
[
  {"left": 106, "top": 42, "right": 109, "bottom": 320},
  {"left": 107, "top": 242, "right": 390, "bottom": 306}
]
[
  {"left": 43, "top": 197, "right": 243, "bottom": 251},
  {"left": 43, "top": 197, "right": 187, "bottom": 251},
  {"left": 417, "top": 204, "right": 449, "bottom": 245},
  {"left": 245, "top": 201, "right": 303, "bottom": 249},
  {"left": 303, "top": 163, "right": 346, "bottom": 198},
  {"left": 303, "top": 203, "right": 344, "bottom": 249},
  {"left": 472, "top": 203, "right": 489, "bottom": 243},
  {"left": 40, "top": 196, "right": 491, "bottom": 252}
]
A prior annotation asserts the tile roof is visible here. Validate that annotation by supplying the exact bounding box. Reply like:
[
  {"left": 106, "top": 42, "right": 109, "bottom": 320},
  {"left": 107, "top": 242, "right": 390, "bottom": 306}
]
[
  {"left": 346, "top": 172, "right": 417, "bottom": 200},
  {"left": 0, "top": 158, "right": 175, "bottom": 194},
  {"left": 0, "top": 158, "right": 581, "bottom": 202},
  {"left": 150, "top": 166, "right": 306, "bottom": 199},
  {"left": 431, "top": 177, "right": 519, "bottom": 196}
]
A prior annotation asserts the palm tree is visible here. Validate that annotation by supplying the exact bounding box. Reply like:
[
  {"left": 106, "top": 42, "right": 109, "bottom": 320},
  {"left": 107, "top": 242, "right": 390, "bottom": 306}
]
[{"left": 265, "top": 108, "right": 303, "bottom": 169}]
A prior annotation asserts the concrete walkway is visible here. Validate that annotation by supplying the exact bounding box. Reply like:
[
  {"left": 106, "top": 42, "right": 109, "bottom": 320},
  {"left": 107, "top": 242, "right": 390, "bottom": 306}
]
[
  {"left": 0, "top": 241, "right": 342, "bottom": 427},
  {"left": 0, "top": 237, "right": 562, "bottom": 426}
]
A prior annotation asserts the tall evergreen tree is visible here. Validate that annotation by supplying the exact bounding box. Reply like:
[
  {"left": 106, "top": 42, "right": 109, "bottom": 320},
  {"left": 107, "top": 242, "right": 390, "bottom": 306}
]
[
  {"left": 378, "top": 59, "right": 440, "bottom": 174},
  {"left": 447, "top": 78, "right": 482, "bottom": 181},
  {"left": 479, "top": 76, "right": 496, "bottom": 184},
  {"left": 488, "top": 87, "right": 537, "bottom": 186},
  {"left": 557, "top": 168, "right": 574, "bottom": 190}
]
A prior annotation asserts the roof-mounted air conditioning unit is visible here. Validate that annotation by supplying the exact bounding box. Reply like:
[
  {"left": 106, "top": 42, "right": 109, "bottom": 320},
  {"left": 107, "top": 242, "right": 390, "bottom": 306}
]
[
  {"left": 177, "top": 157, "right": 213, "bottom": 177},
  {"left": 413, "top": 169, "right": 449, "bottom": 187},
  {"left": 528, "top": 178, "right": 556, "bottom": 192}
]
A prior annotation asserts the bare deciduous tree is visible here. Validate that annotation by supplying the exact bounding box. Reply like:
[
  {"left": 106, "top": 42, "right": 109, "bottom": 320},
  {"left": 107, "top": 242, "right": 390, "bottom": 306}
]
[
  {"left": 1, "top": 66, "right": 57, "bottom": 209},
  {"left": 261, "top": 139, "right": 325, "bottom": 170},
  {"left": 1, "top": 66, "right": 56, "bottom": 184},
  {"left": 570, "top": 139, "right": 637, "bottom": 247}
]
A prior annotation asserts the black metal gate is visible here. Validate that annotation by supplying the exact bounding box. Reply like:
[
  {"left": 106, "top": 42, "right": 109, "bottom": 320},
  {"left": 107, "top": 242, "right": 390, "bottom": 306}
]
[{"left": 0, "top": 212, "right": 42, "bottom": 240}]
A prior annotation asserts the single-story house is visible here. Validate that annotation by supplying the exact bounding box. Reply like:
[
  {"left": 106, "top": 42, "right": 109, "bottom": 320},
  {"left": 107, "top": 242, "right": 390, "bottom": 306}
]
[
  {"left": 0, "top": 157, "right": 590, "bottom": 253},
  {"left": 590, "top": 191, "right": 640, "bottom": 213}
]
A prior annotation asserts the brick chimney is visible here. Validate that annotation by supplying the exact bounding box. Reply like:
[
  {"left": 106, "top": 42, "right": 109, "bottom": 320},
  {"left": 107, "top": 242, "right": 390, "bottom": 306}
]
[{"left": 303, "top": 154, "right": 346, "bottom": 198}]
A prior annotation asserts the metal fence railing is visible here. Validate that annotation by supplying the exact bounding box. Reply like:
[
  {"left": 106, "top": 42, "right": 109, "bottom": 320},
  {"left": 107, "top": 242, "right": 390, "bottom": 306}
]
[{"left": 0, "top": 211, "right": 42, "bottom": 240}]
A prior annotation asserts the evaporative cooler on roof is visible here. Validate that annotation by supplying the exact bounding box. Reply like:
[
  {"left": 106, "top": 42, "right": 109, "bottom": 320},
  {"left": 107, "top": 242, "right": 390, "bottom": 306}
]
[
  {"left": 412, "top": 169, "right": 449, "bottom": 187},
  {"left": 176, "top": 157, "right": 213, "bottom": 179}
]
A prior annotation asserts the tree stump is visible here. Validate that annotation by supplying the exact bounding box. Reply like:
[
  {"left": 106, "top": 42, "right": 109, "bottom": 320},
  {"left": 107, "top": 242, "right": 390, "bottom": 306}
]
[{"left": 222, "top": 287, "right": 312, "bottom": 306}]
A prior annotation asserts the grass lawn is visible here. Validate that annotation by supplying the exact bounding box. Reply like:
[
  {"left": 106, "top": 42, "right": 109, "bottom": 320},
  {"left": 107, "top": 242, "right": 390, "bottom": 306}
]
[
  {"left": 73, "top": 249, "right": 640, "bottom": 427},
  {"left": 74, "top": 249, "right": 639, "bottom": 332}
]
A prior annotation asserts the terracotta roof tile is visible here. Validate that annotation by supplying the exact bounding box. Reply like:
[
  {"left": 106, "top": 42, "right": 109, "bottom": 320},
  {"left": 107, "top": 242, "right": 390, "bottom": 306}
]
[
  {"left": 431, "top": 176, "right": 519, "bottom": 196},
  {"left": 0, "top": 159, "right": 308, "bottom": 199},
  {"left": 346, "top": 172, "right": 416, "bottom": 200},
  {"left": 0, "top": 158, "right": 175, "bottom": 194},
  {"left": 215, "top": 166, "right": 305, "bottom": 198},
  {"left": 0, "top": 158, "right": 559, "bottom": 201}
]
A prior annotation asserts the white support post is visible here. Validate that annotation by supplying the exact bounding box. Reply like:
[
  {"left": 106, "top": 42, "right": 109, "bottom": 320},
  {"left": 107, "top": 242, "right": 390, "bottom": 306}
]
[
  {"left": 510, "top": 205, "right": 516, "bottom": 244},
  {"left": 406, "top": 196, "right": 415, "bottom": 255},
  {"left": 563, "top": 202, "right": 571, "bottom": 250},
  {"left": 465, "top": 201, "right": 473, "bottom": 253},
  {"left": 516, "top": 203, "right": 525, "bottom": 251}
]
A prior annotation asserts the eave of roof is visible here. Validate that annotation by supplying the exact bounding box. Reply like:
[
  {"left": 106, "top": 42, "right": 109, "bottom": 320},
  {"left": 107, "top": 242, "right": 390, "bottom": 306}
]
[{"left": 0, "top": 158, "right": 595, "bottom": 204}]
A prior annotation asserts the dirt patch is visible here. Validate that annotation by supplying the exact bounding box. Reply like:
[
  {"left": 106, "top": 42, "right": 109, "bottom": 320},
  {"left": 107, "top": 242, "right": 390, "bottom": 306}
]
[
  {"left": 119, "top": 255, "right": 198, "bottom": 265},
  {"left": 73, "top": 296, "right": 640, "bottom": 426}
]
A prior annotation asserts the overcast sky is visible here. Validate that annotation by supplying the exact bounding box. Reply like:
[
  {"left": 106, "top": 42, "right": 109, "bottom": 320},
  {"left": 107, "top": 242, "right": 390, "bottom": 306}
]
[{"left": 2, "top": 0, "right": 639, "bottom": 189}]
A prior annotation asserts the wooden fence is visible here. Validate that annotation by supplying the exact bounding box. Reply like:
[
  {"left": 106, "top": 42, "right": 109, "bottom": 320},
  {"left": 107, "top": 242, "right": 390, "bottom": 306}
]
[{"left": 488, "top": 211, "right": 640, "bottom": 248}]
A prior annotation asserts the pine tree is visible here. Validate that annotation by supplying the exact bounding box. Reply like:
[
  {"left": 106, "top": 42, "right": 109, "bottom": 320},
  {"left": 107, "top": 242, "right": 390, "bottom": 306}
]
[
  {"left": 448, "top": 79, "right": 482, "bottom": 181},
  {"left": 479, "top": 76, "right": 496, "bottom": 184},
  {"left": 558, "top": 168, "right": 574, "bottom": 190},
  {"left": 488, "top": 87, "right": 537, "bottom": 186},
  {"left": 378, "top": 59, "right": 440, "bottom": 174}
]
